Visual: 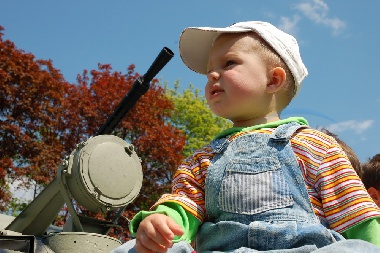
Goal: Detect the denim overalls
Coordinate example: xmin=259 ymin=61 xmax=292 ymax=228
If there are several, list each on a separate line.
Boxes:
xmin=110 ymin=122 xmax=380 ymax=253
xmin=195 ymin=122 xmax=344 ymax=252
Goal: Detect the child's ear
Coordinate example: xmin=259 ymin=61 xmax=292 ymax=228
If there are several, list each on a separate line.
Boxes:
xmin=267 ymin=67 xmax=286 ymax=94
xmin=368 ymin=187 xmax=379 ymax=200
xmin=367 ymin=187 xmax=380 ymax=207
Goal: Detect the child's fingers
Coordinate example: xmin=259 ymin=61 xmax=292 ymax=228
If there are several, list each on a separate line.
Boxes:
xmin=141 ymin=218 xmax=174 ymax=249
xmin=135 ymin=214 xmax=184 ymax=252
xmin=135 ymin=230 xmax=167 ymax=253
xmin=150 ymin=215 xmax=184 ymax=241
xmin=149 ymin=217 xmax=177 ymax=244
xmin=165 ymin=216 xmax=184 ymax=236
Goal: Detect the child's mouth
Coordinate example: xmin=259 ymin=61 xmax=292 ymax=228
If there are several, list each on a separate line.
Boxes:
xmin=211 ymin=89 xmax=224 ymax=96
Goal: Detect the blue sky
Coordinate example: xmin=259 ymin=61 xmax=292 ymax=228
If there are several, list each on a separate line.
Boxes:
xmin=2 ymin=0 xmax=380 ymax=163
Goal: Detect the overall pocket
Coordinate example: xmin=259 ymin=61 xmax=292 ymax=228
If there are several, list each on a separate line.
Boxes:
xmin=218 ymin=157 xmax=294 ymax=215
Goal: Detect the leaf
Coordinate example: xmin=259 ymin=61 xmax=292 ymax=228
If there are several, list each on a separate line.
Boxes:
xmin=165 ymin=81 xmax=232 ymax=158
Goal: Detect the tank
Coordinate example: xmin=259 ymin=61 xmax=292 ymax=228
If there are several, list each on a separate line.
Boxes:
xmin=0 ymin=47 xmax=174 ymax=253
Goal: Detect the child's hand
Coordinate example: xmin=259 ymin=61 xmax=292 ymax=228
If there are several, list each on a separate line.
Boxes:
xmin=135 ymin=213 xmax=184 ymax=253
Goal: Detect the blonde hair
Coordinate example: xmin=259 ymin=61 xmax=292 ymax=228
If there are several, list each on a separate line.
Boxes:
xmin=245 ymin=32 xmax=295 ymax=106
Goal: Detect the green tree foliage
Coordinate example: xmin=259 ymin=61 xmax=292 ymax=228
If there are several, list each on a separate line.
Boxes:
xmin=165 ymin=81 xmax=232 ymax=158
xmin=4 ymin=197 xmax=29 ymax=217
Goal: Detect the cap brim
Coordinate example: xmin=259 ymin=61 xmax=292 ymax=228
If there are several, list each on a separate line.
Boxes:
xmin=179 ymin=26 xmax=251 ymax=75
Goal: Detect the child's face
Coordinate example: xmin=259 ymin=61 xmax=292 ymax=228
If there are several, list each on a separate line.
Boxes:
xmin=205 ymin=33 xmax=275 ymax=127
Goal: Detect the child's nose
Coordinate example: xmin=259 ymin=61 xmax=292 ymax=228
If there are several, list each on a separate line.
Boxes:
xmin=207 ymin=70 xmax=220 ymax=82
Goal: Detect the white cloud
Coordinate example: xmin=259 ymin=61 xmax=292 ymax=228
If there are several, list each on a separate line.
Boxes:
xmin=278 ymin=15 xmax=301 ymax=36
xmin=326 ymin=119 xmax=374 ymax=134
xmin=296 ymin=0 xmax=346 ymax=35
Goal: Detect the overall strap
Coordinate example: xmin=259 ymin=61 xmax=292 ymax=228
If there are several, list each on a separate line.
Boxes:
xmin=270 ymin=121 xmax=308 ymax=142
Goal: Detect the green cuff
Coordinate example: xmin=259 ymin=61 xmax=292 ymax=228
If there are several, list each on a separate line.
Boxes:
xmin=129 ymin=209 xmax=167 ymax=235
xmin=129 ymin=202 xmax=201 ymax=243
xmin=342 ymin=217 xmax=380 ymax=247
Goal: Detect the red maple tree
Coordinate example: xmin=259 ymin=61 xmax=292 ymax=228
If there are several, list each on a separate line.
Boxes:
xmin=0 ymin=26 xmax=78 ymax=209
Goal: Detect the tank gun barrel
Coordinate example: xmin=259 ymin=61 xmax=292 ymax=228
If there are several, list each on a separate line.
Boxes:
xmin=95 ymin=47 xmax=174 ymax=136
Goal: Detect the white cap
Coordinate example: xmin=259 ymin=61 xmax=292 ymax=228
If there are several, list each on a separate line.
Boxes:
xmin=179 ymin=21 xmax=308 ymax=97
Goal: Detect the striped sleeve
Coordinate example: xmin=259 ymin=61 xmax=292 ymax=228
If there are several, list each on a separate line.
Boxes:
xmin=292 ymin=128 xmax=380 ymax=233
xmin=150 ymin=145 xmax=214 ymax=222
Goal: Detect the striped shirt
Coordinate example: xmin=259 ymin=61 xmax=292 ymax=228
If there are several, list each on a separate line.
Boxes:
xmin=152 ymin=127 xmax=380 ymax=233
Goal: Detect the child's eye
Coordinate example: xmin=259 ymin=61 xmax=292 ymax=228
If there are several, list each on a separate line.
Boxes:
xmin=225 ymin=60 xmax=236 ymax=68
